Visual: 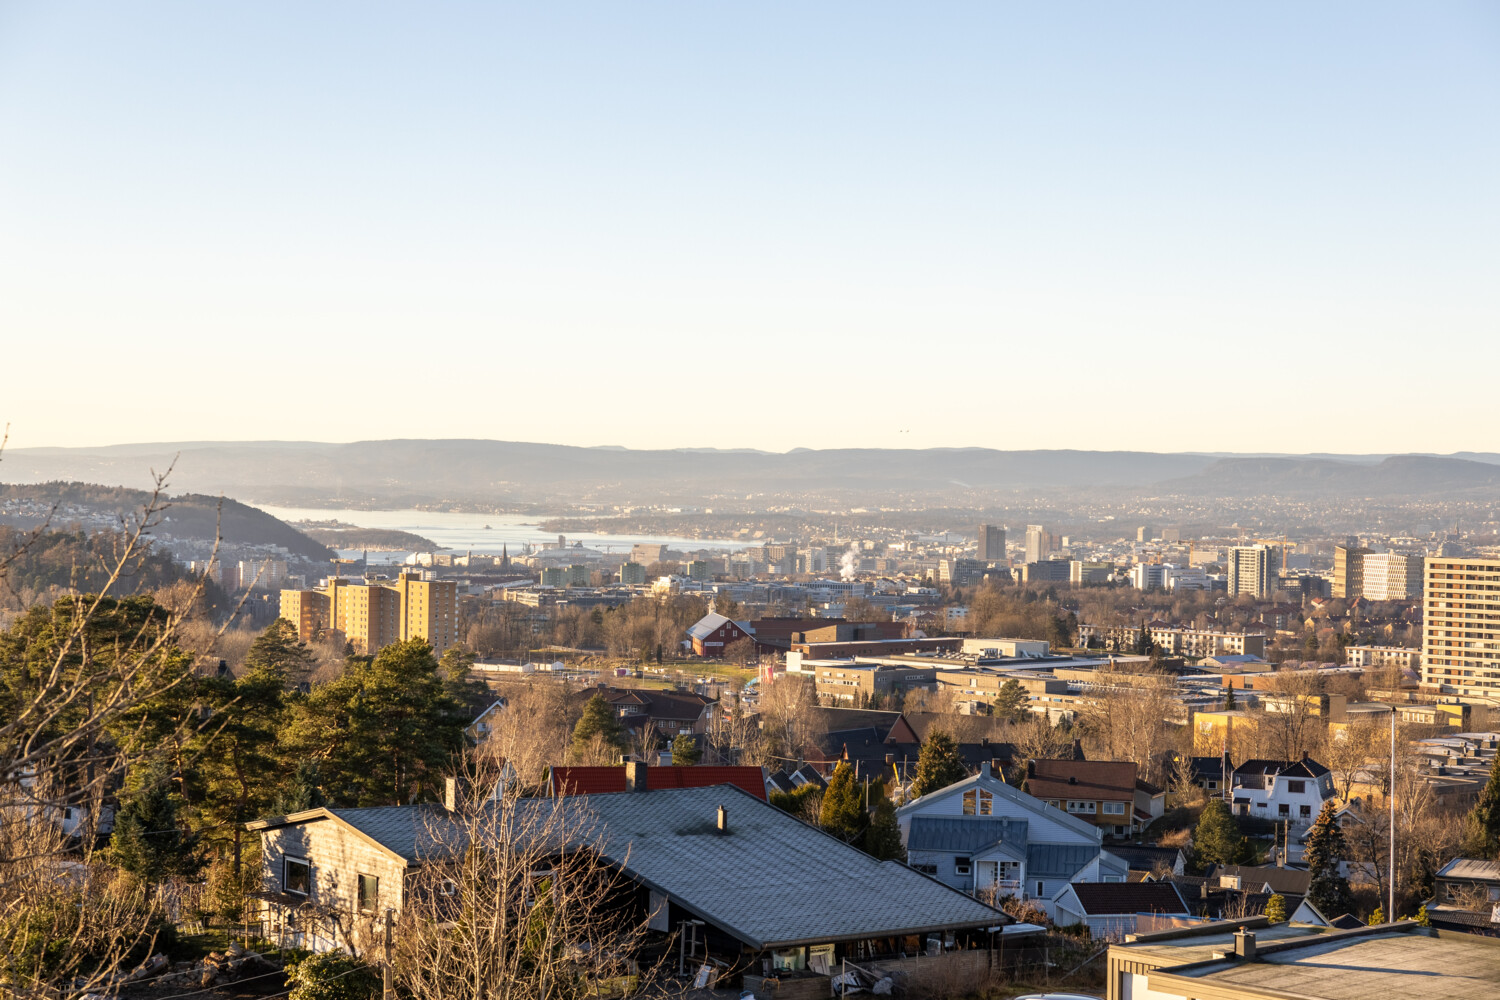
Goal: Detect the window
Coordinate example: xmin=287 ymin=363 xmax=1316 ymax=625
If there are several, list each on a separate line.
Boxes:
xmin=358 ymin=874 xmax=379 ymax=913
xmin=963 ymin=790 xmax=993 ymax=816
xmin=1300 ymin=804 xmax=1312 ymax=817
xmin=1067 ymin=800 xmax=1097 ymax=814
xmin=1278 ymin=803 xmax=1290 ymax=816
xmin=1103 ymin=875 xmax=1122 ymax=883
xmin=1103 ymin=801 xmax=1126 ymax=816
xmin=1036 ymin=881 xmax=1045 ymax=897
xmin=954 ymin=857 xmax=972 ymax=876
xmin=1287 ymin=780 xmax=1306 ymax=794
xmin=284 ymin=857 xmax=311 ymax=897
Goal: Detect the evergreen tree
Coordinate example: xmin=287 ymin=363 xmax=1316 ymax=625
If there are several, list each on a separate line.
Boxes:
xmin=911 ymin=730 xmax=969 ymax=798
xmin=1367 ymin=905 xmax=1385 ymax=925
xmin=1223 ymin=685 xmax=1237 ymax=710
xmin=283 ymin=639 xmax=467 ymax=806
xmin=570 ymin=693 xmax=626 ymax=759
xmin=1132 ymin=624 xmax=1154 ymax=656
xmin=1415 ymin=904 xmax=1431 ymax=927
xmin=864 ymin=791 xmax=905 ymax=862
xmin=1191 ymin=799 xmax=1242 ymax=870
xmin=1305 ymin=800 xmax=1356 ymax=917
xmin=1263 ymin=893 xmax=1287 ymax=923
xmin=671 ymin=732 xmax=701 ymax=765
xmin=269 ymin=759 xmax=328 ymax=815
xmin=1462 ymin=753 xmax=1500 ymax=857
xmin=110 ymin=760 xmax=203 ymax=889
xmin=245 ymin=618 xmax=312 ymax=680
xmin=993 ymin=679 xmax=1028 ymax=723
xmin=819 ymin=761 xmax=868 ymax=842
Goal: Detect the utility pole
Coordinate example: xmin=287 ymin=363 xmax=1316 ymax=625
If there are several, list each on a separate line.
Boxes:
xmin=383 ymin=908 xmax=394 ymax=1000
xmin=1390 ymin=707 xmax=1396 ymax=921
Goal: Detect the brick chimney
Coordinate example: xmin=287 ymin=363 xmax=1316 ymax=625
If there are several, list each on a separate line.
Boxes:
xmin=625 ymin=761 xmax=649 ymax=793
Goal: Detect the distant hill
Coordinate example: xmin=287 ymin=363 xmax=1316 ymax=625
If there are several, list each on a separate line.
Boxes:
xmin=3 ymin=440 xmax=1497 ymax=506
xmin=0 ymin=440 xmax=1222 ymax=503
xmin=1161 ymin=455 xmax=1500 ymax=497
xmin=0 ymin=482 xmax=334 ymax=561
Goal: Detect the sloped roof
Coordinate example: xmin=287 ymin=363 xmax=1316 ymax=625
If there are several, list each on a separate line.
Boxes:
xmin=1437 ymin=857 xmax=1500 ymax=882
xmin=549 ymin=785 xmax=1007 ymax=949
xmin=1065 ymin=881 xmax=1190 ymax=916
xmin=1025 ymin=759 xmax=1138 ymax=801
xmin=907 ymin=816 xmax=1028 ymax=858
xmin=1235 ymin=757 xmax=1330 ymax=779
xmin=1208 ymin=864 xmax=1312 ymax=896
xmin=549 ymin=765 xmax=768 ymax=800
xmin=1027 ymin=843 xmax=1101 ymax=879
xmin=1110 ymin=844 xmax=1183 ymax=873
xmin=896 ymin=766 xmax=1104 ymax=843
xmin=687 ymin=612 xmax=737 ymax=640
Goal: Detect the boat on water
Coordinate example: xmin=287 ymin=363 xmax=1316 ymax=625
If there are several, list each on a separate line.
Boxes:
xmin=483 ymin=524 xmax=492 ymax=529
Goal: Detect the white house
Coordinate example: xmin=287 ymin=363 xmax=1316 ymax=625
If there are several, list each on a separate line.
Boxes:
xmin=1230 ymin=755 xmax=1333 ymax=827
xmin=895 ymin=762 xmax=1127 ymax=919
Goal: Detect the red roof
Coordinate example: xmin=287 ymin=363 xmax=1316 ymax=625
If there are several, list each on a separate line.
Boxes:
xmin=548 ymin=765 xmax=767 ymax=800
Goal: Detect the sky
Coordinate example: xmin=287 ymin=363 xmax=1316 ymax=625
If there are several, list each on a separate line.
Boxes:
xmin=1 ymin=2 xmax=1497 ymax=455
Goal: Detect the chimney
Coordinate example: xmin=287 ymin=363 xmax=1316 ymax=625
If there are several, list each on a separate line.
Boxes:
xmin=1233 ymin=930 xmax=1257 ymax=961
xmin=981 ymin=736 xmax=990 ymax=747
xmin=885 ymin=753 xmax=895 ymax=765
xmin=717 ymin=804 xmax=728 ymax=833
xmin=625 ymin=761 xmax=649 ymax=793
xmin=992 ymin=758 xmax=1006 ymax=775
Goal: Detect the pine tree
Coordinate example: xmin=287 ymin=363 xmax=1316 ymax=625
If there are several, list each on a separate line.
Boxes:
xmin=911 ymin=730 xmax=969 ymax=798
xmin=270 ymin=759 xmax=328 ymax=815
xmin=993 ymin=679 xmax=1028 ymax=722
xmin=1462 ymin=753 xmax=1500 ymax=857
xmin=819 ymin=761 xmax=868 ymax=842
xmin=1223 ymin=685 xmax=1237 ymax=710
xmin=1192 ymin=799 xmax=1242 ymax=870
xmin=864 ymin=791 xmax=906 ymax=862
xmin=671 ymin=732 xmax=701 ymax=765
xmin=110 ymin=761 xmax=203 ymax=890
xmin=1305 ymin=800 xmax=1356 ymax=917
xmin=1264 ymin=893 xmax=1287 ymax=923
xmin=570 ymin=694 xmax=626 ymax=759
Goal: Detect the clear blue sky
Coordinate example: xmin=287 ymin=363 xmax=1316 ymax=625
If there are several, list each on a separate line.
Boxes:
xmin=1 ymin=3 xmax=1496 ymax=454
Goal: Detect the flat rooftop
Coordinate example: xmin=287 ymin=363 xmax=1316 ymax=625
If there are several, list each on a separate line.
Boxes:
xmin=1119 ymin=923 xmax=1321 ymax=966
xmin=1160 ymin=930 xmax=1500 ymax=1000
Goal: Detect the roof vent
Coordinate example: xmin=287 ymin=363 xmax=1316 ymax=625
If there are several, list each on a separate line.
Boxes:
xmin=717 ymin=804 xmax=729 ymax=834
xmin=1069 ymin=775 xmax=1078 ymax=785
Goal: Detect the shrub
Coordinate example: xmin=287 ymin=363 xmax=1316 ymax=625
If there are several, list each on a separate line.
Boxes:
xmin=287 ymin=952 xmax=380 ymax=1000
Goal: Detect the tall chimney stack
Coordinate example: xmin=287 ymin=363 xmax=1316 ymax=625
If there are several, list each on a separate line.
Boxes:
xmin=717 ymin=804 xmax=728 ymax=833
xmin=625 ymin=761 xmax=649 ymax=793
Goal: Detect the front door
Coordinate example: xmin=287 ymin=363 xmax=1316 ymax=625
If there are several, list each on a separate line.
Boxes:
xmin=978 ymin=861 xmax=998 ymax=889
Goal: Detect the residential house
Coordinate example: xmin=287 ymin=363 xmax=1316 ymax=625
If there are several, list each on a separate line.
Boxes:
xmin=1021 ymin=759 xmax=1165 ymax=836
xmin=686 ymin=613 xmax=753 ymax=657
xmin=578 ymin=686 xmax=717 ymax=738
xmin=896 ymin=763 xmax=1128 ymax=918
xmin=1173 ymin=752 xmax=1234 ymax=797
xmin=1230 ymin=755 xmax=1333 ymax=827
xmin=1053 ymin=882 xmax=1192 ymax=938
xmin=1110 ymin=845 xmax=1187 ymax=880
xmin=248 ymin=781 xmax=1009 ymax=965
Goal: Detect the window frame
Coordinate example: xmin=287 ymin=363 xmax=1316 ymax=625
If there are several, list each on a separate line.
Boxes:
xmin=954 ymin=856 xmax=972 ymax=876
xmin=284 ymin=856 xmax=311 ymax=898
xmin=358 ymin=873 xmax=379 ymax=913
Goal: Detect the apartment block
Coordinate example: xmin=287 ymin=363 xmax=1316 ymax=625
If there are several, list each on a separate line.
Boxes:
xmin=1423 ymin=558 xmax=1500 ymax=697
xmin=977 ymin=524 xmax=1005 ymax=562
xmin=1360 ymin=551 xmax=1424 ymax=601
xmin=1332 ymin=544 xmax=1369 ymax=599
xmin=1227 ymin=545 xmax=1277 ymax=599
xmin=279 ymin=572 xmax=457 ymax=656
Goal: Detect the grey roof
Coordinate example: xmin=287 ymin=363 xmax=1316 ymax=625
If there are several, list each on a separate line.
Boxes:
xmin=543 ymin=785 xmax=1006 ymax=949
xmin=688 ymin=613 xmax=750 ymax=640
xmin=262 ymin=786 xmax=1007 ymax=951
xmin=1109 ymin=844 xmax=1183 ymax=872
xmin=1436 ymin=857 xmax=1500 ymax=882
xmin=1208 ymin=863 xmax=1312 ymax=896
xmin=1027 ymin=843 xmax=1101 ymax=879
xmin=896 ymin=767 xmax=1103 ymax=843
xmin=908 ymin=816 xmax=1028 ymax=859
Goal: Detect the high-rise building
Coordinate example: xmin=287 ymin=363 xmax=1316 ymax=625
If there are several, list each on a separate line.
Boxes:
xmin=619 ymin=561 xmax=647 ymax=585
xmin=1025 ymin=525 xmax=1052 ymax=564
xmin=1227 ymin=545 xmax=1277 ymax=599
xmin=279 ymin=572 xmax=457 ymax=656
xmin=1423 ymin=558 xmax=1500 ymax=696
xmin=977 ymin=524 xmax=1006 ymax=562
xmin=630 ymin=543 xmax=668 ymax=566
xmin=1361 ymin=552 xmax=1424 ymax=601
xmin=1332 ymin=545 xmax=1370 ymax=600
xmin=1137 ymin=526 xmax=1153 ymax=543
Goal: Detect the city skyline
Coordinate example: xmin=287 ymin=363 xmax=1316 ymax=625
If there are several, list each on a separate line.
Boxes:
xmin=3 ymin=2 xmax=1497 ymax=454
